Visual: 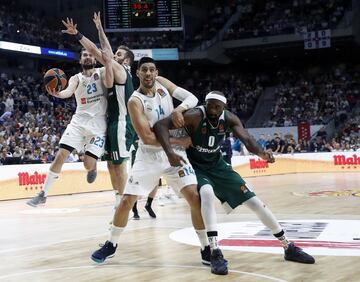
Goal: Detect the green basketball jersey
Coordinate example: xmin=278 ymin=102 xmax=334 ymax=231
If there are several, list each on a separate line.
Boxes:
xmin=186 ymin=106 xmax=231 ymax=169
xmin=107 ymin=65 xmax=134 ymax=122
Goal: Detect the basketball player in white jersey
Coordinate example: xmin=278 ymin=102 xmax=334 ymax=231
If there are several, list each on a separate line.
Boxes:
xmin=90 ymin=57 xmax=228 ymax=275
xmin=62 ymin=15 xmax=159 ymax=216
xmin=27 ymin=48 xmax=113 ymax=207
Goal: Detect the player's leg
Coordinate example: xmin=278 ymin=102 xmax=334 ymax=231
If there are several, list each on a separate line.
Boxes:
xmin=212 ymin=160 xmax=315 ymax=264
xmin=85 ymin=117 xmax=107 ymax=183
xmin=83 ymin=151 xmax=98 ymax=183
xmin=91 ymin=148 xmax=160 ymax=263
xmin=107 ymin=161 xmax=128 ymax=208
xmin=166 ymin=152 xmax=227 ymax=275
xmin=243 ymin=195 xmax=315 ymax=264
xmin=26 ymin=121 xmax=83 ymax=207
xmin=91 ymin=193 xmax=138 ymax=263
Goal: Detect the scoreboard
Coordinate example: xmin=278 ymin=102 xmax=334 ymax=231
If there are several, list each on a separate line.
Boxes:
xmin=104 ymin=0 xmax=183 ymax=32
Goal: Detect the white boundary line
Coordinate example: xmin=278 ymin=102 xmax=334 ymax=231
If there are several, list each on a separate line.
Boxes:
xmin=0 ymin=264 xmax=288 ymax=282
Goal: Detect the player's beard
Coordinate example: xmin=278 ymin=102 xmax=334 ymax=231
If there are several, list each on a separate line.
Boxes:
xmin=82 ymin=63 xmax=96 ymax=70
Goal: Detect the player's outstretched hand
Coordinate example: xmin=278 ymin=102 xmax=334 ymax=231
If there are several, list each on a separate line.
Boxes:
xmin=171 ymin=110 xmax=185 ymax=128
xmin=46 ymin=86 xmax=60 ymax=97
xmin=93 ymin=11 xmax=103 ymax=30
xmin=167 ymin=151 xmax=187 ymax=167
xmin=259 ymin=150 xmax=275 ymax=163
xmin=61 ymin=17 xmax=78 ymax=35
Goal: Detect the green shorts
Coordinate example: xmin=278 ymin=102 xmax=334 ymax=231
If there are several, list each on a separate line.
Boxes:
xmin=195 ymin=158 xmax=256 ymax=211
xmin=104 ymin=119 xmax=137 ymax=165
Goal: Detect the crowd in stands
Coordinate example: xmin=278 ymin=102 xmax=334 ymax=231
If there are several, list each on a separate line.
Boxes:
xmin=0 ymin=1 xmax=74 ymax=50
xmin=225 ymin=0 xmax=350 ymax=40
xmin=228 ymin=127 xmax=360 ymax=156
xmin=1 ymin=0 xmax=351 ymax=53
xmin=264 ymin=65 xmax=360 ymax=127
xmin=0 ymin=72 xmax=77 ymax=165
xmin=180 ymin=68 xmax=266 ymax=121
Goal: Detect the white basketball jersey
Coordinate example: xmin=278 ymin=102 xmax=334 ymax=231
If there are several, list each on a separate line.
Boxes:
xmin=131 ymin=81 xmax=174 ymax=150
xmin=74 ymin=68 xmax=107 ymax=117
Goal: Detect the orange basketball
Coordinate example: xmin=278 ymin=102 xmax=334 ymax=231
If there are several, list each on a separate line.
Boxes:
xmin=44 ymin=68 xmax=67 ymax=93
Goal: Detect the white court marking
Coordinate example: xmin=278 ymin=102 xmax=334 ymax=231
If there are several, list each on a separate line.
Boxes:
xmin=0 ymin=264 xmax=288 ymax=282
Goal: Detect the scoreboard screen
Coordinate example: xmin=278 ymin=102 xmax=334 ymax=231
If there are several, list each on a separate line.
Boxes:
xmin=104 ymin=0 xmax=183 ymax=32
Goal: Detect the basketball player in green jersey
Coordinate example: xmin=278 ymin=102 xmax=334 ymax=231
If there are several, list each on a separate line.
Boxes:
xmin=92 ymin=12 xmax=158 ymax=216
xmin=154 ymin=91 xmax=315 ymax=264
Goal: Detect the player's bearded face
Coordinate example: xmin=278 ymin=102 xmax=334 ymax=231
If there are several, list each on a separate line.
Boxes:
xmin=138 ymin=63 xmax=158 ymax=89
xmin=114 ymin=49 xmax=126 ymax=64
xmin=80 ymin=52 xmax=96 ymax=70
xmin=205 ymin=100 xmax=225 ymax=122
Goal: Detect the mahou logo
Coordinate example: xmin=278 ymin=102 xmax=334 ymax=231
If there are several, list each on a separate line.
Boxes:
xmin=18 ymin=171 xmax=47 ymax=191
xmin=249 ymin=158 xmax=269 ymax=170
xmin=333 ymin=154 xmax=360 ymax=170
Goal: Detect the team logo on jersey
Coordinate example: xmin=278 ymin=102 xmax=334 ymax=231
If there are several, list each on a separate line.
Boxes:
xmin=218 ymin=124 xmax=225 ymax=134
xmin=178 ymin=169 xmax=185 ymax=177
xmin=93 ymin=73 xmax=99 ymax=81
xmin=81 ymin=98 xmax=87 ymax=104
xmin=157 ymin=88 xmax=166 ymax=97
xmin=201 ymin=127 xmax=207 ymax=134
xmin=240 ymin=185 xmax=249 ymax=193
xmin=144 ymin=101 xmax=152 ymax=111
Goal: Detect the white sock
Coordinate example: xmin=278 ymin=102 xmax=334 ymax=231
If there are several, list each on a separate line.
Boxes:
xmin=200 ymin=185 xmax=218 ymax=232
xmin=243 ymin=196 xmax=282 ymax=234
xmin=109 ymin=225 xmax=124 ymax=247
xmin=42 ymin=170 xmax=59 ymax=197
xmin=115 ymin=191 xmax=122 ymax=209
xmin=195 ymin=229 xmax=209 ymax=250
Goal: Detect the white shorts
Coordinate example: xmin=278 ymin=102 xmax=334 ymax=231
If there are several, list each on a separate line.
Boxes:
xmin=124 ymin=147 xmax=197 ymax=196
xmin=59 ymin=114 xmax=106 ymax=158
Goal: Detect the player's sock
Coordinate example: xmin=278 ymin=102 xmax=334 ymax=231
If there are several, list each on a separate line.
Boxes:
xmin=109 ymin=225 xmax=124 ymax=247
xmin=132 ymin=201 xmax=139 ymax=218
xmin=196 ymin=229 xmax=209 ymax=250
xmin=207 ymin=231 xmax=219 ymax=250
xmin=274 ymin=230 xmax=290 ymax=249
xmin=145 ymin=197 xmax=153 ymax=208
xmin=42 ymin=170 xmax=59 ymax=197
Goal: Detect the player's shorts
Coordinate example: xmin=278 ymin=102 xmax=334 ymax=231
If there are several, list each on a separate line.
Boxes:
xmin=104 ymin=118 xmax=137 ymax=165
xmin=124 ymin=147 xmax=197 ymax=196
xmin=194 ymin=158 xmax=256 ymax=213
xmin=59 ymin=114 xmax=106 ymax=158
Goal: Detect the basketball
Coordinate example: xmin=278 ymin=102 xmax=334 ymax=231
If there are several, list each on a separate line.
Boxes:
xmin=44 ymin=68 xmax=67 ymax=93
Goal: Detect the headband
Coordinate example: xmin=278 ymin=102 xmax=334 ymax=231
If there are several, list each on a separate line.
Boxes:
xmin=205 ymin=93 xmax=227 ymax=104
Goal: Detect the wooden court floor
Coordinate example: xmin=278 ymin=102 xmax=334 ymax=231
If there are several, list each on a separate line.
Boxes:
xmin=0 ymin=172 xmax=359 ymax=282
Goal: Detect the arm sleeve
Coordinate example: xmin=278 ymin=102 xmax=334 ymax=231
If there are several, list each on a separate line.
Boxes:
xmin=172 ymin=87 xmax=198 ymax=110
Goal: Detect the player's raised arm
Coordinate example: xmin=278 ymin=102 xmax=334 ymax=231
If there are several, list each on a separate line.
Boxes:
xmin=61 ymin=17 xmax=105 ymax=66
xmin=128 ymin=97 xmax=160 ymax=147
xmin=93 ymin=11 xmax=114 ymax=56
xmin=49 ymin=75 xmax=78 ymax=99
xmin=156 ymin=76 xmax=198 ymax=128
xmin=100 ymin=48 xmax=114 ymax=88
xmin=228 ymin=111 xmax=275 ymax=163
